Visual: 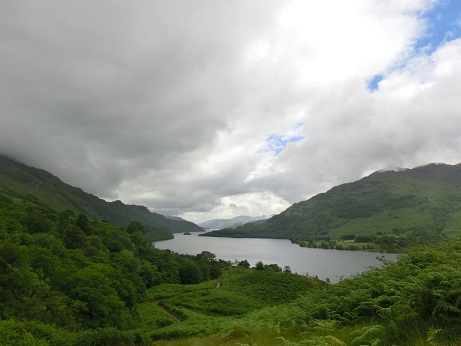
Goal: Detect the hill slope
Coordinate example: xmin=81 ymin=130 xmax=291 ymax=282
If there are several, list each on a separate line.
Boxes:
xmin=0 ymin=154 xmax=203 ymax=233
xmin=199 ymin=215 xmax=271 ymax=229
xmin=202 ymin=164 xmax=461 ymax=250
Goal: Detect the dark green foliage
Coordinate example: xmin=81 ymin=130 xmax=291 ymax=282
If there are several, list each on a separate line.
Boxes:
xmin=0 ymin=153 xmax=202 ymax=234
xmin=283 ymin=265 xmax=291 ymax=273
xmin=66 ymin=264 xmax=126 ymax=328
xmin=289 ymin=242 xmax=461 ymax=345
xmin=61 ymin=225 xmax=86 ymax=249
xmin=224 ymin=268 xmax=317 ymax=304
xmin=179 ymin=260 xmax=203 ymax=284
xmin=75 ymin=213 xmax=91 ymax=234
xmin=237 ymin=259 xmax=250 ymax=268
xmin=127 ymin=221 xmax=144 ymax=234
xmin=199 ymin=227 xmax=248 ymax=238
xmin=144 ymin=225 xmax=174 ymax=242
xmin=0 ymin=190 xmax=229 ymax=344
xmin=24 ymin=207 xmax=53 ymax=233
xmin=255 ymin=260 xmax=264 ymax=270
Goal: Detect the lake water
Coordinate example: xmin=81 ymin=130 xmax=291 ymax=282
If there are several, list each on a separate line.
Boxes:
xmin=155 ymin=233 xmax=399 ymax=283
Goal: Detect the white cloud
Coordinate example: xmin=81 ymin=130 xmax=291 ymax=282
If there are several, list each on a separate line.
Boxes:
xmin=1 ymin=0 xmax=461 ymax=223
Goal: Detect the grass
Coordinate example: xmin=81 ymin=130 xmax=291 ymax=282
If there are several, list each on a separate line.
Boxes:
xmin=441 ymin=208 xmax=461 ymax=237
xmin=144 ymin=268 xmax=322 ymax=342
xmin=148 ymin=319 xmax=453 ymax=346
xmin=330 ymin=208 xmax=433 ymax=236
xmin=146 ymin=280 xmax=220 ymax=300
xmin=137 ymin=301 xmax=175 ymax=328
xmin=139 ymin=243 xmax=461 ymax=345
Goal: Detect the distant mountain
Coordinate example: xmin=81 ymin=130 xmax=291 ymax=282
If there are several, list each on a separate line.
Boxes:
xmin=0 ymin=154 xmax=203 ymax=233
xmin=199 ymin=215 xmax=272 ymax=229
xmin=202 ymin=163 xmax=461 ymax=250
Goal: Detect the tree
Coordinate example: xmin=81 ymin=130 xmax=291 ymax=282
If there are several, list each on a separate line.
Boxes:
xmin=24 ymin=208 xmax=52 ymax=233
xmin=58 ymin=209 xmax=75 ymax=225
xmin=264 ymin=263 xmax=282 ymax=272
xmin=127 ymin=221 xmax=144 ymax=234
xmin=238 ymin=260 xmax=250 ymax=268
xmin=179 ymin=260 xmax=203 ymax=284
xmin=61 ymin=225 xmax=85 ymax=249
xmin=66 ymin=264 xmax=125 ymax=328
xmin=209 ymin=263 xmax=222 ymax=279
xmin=0 ymin=240 xmax=53 ymax=321
xmin=196 ymin=251 xmax=216 ymax=263
xmin=139 ymin=260 xmax=160 ymax=287
xmin=75 ymin=214 xmax=91 ymax=235
xmin=255 ymin=261 xmax=264 ymax=270
xmin=283 ymin=266 xmax=292 ymax=273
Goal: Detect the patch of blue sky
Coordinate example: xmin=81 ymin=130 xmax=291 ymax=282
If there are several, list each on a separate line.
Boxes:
xmin=368 ymin=74 xmax=383 ymax=91
xmin=367 ymin=0 xmax=461 ymax=92
xmin=258 ymin=122 xmax=305 ymax=156
xmin=415 ymin=0 xmax=461 ymax=54
xmin=263 ymin=133 xmax=305 ymax=156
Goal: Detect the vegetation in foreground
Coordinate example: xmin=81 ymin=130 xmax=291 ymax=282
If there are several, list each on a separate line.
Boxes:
xmin=145 ymin=242 xmax=461 ymax=345
xmin=1 ymin=188 xmax=461 ymax=345
xmin=0 ymin=192 xmax=226 ymax=344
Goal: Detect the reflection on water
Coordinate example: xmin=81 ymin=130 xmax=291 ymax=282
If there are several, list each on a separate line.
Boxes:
xmin=155 ymin=233 xmax=398 ymax=283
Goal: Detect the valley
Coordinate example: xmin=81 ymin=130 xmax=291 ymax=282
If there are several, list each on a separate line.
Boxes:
xmin=1 ymin=155 xmax=461 ymax=345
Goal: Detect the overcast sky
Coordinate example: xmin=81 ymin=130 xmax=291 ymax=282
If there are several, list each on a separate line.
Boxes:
xmin=1 ymin=0 xmax=461 ymax=223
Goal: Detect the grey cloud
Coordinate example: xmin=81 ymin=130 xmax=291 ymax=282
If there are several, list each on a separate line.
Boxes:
xmin=0 ymin=1 xmax=283 ymax=197
xmin=1 ymin=1 xmax=460 ymax=222
xmin=257 ymin=56 xmax=461 ymax=204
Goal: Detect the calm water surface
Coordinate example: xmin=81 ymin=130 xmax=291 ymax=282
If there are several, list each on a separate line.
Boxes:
xmin=155 ymin=233 xmax=398 ymax=283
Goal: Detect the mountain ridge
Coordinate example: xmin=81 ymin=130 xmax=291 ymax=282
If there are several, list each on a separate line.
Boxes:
xmin=0 ymin=154 xmax=203 ymax=233
xmin=202 ymin=162 xmax=461 ymax=251
xmin=199 ymin=215 xmax=272 ymax=229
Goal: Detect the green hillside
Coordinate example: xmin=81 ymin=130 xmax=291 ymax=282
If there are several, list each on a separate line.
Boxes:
xmin=0 ymin=154 xmax=203 ymax=233
xmin=2 ymin=155 xmax=461 ymax=345
xmin=203 ymin=164 xmax=461 ymax=251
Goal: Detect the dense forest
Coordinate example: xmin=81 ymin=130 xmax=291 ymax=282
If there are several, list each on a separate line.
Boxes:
xmin=0 ymin=192 xmax=226 ymax=344
xmin=2 ymin=188 xmax=461 ymax=344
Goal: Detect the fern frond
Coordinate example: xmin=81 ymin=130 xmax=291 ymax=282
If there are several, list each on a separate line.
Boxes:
xmin=350 ymin=325 xmax=384 ymax=346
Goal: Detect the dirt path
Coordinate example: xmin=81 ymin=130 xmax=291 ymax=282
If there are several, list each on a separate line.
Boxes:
xmin=155 ymin=301 xmax=182 ymax=323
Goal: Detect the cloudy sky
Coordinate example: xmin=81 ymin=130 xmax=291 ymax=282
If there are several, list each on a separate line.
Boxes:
xmin=1 ymin=0 xmax=461 ymax=223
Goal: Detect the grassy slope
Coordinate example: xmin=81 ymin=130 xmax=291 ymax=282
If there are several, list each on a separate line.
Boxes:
xmin=147 ymin=242 xmax=461 ymax=346
xmin=0 ymin=154 xmax=203 ymax=233
xmin=140 ymin=268 xmax=322 ymax=341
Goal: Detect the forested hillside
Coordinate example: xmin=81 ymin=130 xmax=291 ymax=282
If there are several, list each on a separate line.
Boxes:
xmin=0 ymin=154 xmax=203 ymax=233
xmin=1 ymin=160 xmax=461 ymax=344
xmin=203 ymin=163 xmax=461 ymax=251
xmin=0 ymin=190 xmax=227 ymax=344
xmin=2 ymin=190 xmax=461 ymax=345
